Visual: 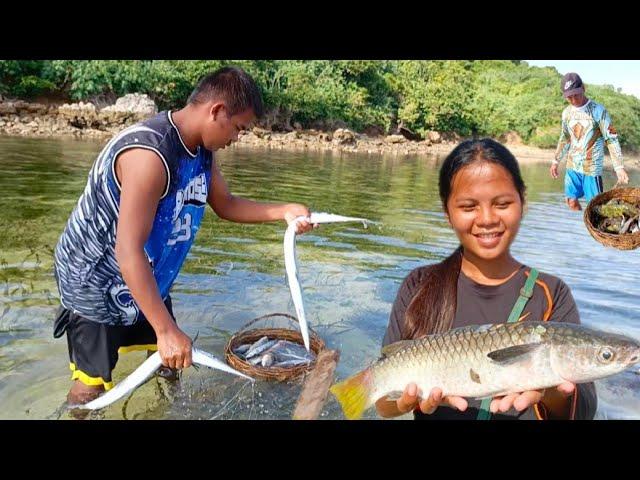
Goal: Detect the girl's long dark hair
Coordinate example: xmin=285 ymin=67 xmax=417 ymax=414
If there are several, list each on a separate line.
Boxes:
xmin=403 ymin=138 xmax=526 ymax=339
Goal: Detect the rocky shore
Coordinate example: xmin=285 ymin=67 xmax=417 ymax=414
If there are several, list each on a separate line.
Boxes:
xmin=0 ymin=93 xmax=157 ymax=139
xmin=3 ymin=93 xmax=638 ymax=169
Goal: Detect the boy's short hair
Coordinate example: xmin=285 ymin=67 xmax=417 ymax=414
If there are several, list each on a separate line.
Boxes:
xmin=188 ymin=66 xmax=264 ymax=118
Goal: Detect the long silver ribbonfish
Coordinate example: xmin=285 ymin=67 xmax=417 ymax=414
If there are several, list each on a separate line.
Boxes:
xmin=74 ymin=347 xmax=254 ymax=411
xmin=284 ymin=212 xmax=369 ymax=351
xmin=330 ymin=321 xmax=640 ymax=419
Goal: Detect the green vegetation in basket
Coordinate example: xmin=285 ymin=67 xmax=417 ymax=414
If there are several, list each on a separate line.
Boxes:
xmin=594 ymin=199 xmax=640 ymax=234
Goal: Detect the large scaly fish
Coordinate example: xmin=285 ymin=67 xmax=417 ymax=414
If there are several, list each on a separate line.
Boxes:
xmin=284 ymin=212 xmax=369 ymax=351
xmin=330 ymin=321 xmax=640 ymax=419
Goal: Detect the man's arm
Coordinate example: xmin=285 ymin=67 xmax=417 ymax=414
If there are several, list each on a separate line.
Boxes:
xmin=114 ymin=149 xmax=192 ymax=369
xmin=554 ymin=112 xmax=571 ymax=163
xmin=599 ymin=108 xmax=629 ymax=184
xmin=551 ymin=111 xmax=571 ymax=179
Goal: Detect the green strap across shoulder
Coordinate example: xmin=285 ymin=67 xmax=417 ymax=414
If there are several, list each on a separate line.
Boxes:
xmin=476 ymin=268 xmax=539 ymax=420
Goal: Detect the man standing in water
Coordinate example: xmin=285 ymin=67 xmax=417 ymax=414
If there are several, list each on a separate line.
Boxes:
xmin=53 ymin=66 xmax=314 ymax=405
xmin=550 ymin=72 xmax=629 ymax=210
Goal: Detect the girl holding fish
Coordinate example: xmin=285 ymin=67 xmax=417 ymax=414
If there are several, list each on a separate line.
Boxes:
xmin=332 ymin=138 xmax=600 ymax=420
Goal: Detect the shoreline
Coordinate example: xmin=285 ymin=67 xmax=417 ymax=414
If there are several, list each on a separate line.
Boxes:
xmin=229 ymin=131 xmax=559 ymax=167
xmin=1 ymin=97 xmax=639 ymax=170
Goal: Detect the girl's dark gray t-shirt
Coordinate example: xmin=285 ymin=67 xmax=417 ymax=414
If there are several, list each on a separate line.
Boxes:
xmin=383 ymin=264 xmax=597 ymax=420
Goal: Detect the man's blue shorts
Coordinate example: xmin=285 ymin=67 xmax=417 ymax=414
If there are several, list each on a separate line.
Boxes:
xmin=564 ymin=169 xmax=604 ymax=202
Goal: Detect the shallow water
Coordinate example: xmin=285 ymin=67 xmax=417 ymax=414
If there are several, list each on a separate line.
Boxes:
xmin=0 ymin=136 xmax=638 ymax=420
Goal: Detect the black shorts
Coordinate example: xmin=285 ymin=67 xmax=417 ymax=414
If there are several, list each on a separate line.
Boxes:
xmin=53 ymin=297 xmax=176 ymax=390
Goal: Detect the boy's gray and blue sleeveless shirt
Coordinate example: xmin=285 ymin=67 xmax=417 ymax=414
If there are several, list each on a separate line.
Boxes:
xmin=54 ymin=111 xmax=212 ymax=326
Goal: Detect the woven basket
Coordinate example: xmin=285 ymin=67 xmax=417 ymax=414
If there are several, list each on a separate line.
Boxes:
xmin=224 ymin=313 xmax=325 ymax=382
xmin=584 ymin=186 xmax=640 ymax=250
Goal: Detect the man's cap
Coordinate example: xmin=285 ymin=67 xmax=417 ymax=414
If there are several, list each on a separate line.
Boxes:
xmin=561 ymin=72 xmax=585 ymax=98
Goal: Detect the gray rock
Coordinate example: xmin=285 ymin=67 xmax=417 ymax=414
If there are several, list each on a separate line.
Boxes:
xmin=0 ymin=103 xmax=17 ymax=115
xmin=101 ymin=93 xmax=157 ymax=116
xmin=426 ymin=130 xmax=442 ymax=144
xmin=332 ymin=128 xmax=356 ymax=145
xmin=385 ymin=134 xmax=406 ymax=144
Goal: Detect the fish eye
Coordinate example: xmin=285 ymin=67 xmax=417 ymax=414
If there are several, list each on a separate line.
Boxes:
xmin=599 ymin=348 xmax=614 ymax=362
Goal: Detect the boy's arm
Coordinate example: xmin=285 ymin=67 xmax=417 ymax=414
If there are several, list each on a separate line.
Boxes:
xmin=114 ymin=149 xmax=193 ymax=369
xmin=207 ymin=159 xmax=312 ymax=231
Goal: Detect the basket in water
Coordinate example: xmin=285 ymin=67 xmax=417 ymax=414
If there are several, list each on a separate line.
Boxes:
xmin=224 ymin=313 xmax=325 ymax=382
xmin=584 ymin=186 xmax=640 ymax=250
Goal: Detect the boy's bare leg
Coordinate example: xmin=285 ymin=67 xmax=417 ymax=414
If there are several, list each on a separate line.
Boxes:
xmin=67 ymin=381 xmax=104 ymax=419
xmin=67 ymin=380 xmax=104 ymax=404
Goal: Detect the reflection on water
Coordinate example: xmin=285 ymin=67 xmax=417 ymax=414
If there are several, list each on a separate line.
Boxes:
xmin=0 ymin=136 xmax=638 ymax=419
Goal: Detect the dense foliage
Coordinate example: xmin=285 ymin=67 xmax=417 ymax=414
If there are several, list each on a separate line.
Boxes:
xmin=2 ymin=60 xmax=639 ymax=149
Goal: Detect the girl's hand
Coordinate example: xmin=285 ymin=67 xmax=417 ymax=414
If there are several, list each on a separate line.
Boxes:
xmin=396 ymin=383 xmax=468 ymax=415
xmin=489 ymin=382 xmax=575 ymax=413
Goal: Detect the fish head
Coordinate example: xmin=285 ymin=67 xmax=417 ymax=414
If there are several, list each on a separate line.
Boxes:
xmin=550 ymin=328 xmax=640 ymax=383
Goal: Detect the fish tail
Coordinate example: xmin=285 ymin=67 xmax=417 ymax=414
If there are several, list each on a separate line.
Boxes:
xmin=329 ymin=369 xmax=373 ymax=420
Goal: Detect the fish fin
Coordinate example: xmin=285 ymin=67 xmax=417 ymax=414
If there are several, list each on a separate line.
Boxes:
xmin=329 ymin=369 xmax=373 ymax=420
xmin=381 ymin=340 xmax=414 ymax=357
xmin=486 ymin=343 xmax=542 ymax=364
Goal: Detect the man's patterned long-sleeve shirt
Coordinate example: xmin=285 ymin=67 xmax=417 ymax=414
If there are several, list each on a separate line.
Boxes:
xmin=554 ymin=100 xmax=624 ymax=176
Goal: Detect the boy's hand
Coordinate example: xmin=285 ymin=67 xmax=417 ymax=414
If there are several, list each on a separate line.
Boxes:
xmin=284 ymin=203 xmax=315 ymax=234
xmin=157 ymin=326 xmax=193 ymax=370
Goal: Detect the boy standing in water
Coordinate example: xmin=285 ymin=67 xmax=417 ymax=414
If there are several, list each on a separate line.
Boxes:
xmin=550 ymin=72 xmax=629 ymax=211
xmin=53 ymin=66 xmax=313 ymax=405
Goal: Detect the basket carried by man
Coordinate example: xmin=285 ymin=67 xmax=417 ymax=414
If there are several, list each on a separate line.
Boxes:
xmin=584 ymin=186 xmax=640 ymax=250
